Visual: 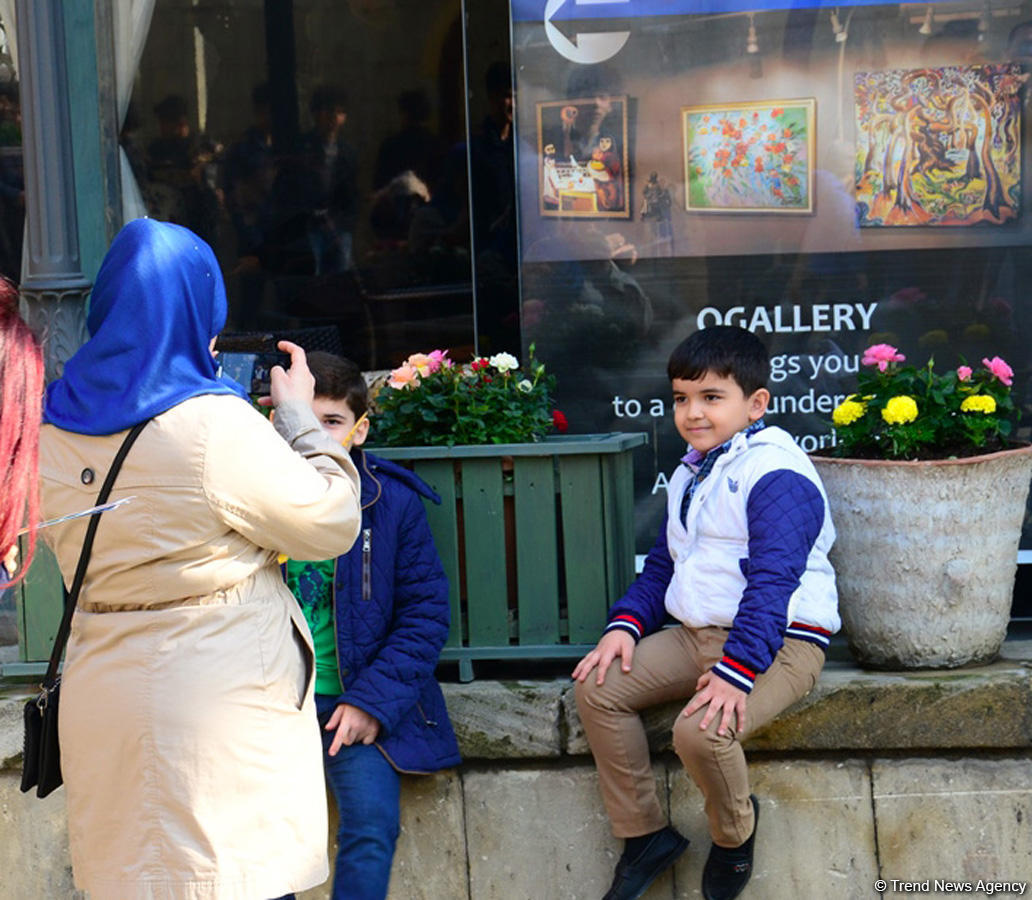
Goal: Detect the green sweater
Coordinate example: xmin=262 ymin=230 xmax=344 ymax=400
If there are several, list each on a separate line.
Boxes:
xmin=284 ymin=558 xmax=344 ymax=696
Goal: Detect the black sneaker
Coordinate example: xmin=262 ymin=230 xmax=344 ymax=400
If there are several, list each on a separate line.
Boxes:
xmin=602 ymin=826 xmax=690 ymax=900
xmin=702 ymin=794 xmax=760 ymax=900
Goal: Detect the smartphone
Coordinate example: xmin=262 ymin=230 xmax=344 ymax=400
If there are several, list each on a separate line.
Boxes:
xmin=217 ymin=349 xmax=291 ymax=395
xmin=215 ymin=333 xmax=292 ymax=396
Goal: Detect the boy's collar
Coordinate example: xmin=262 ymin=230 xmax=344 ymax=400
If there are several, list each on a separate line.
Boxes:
xmin=681 ymin=418 xmax=767 ymax=471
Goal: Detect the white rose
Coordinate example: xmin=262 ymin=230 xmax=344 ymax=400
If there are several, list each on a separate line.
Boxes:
xmin=489 ymin=352 xmax=519 ymax=373
xmin=517 ymin=379 xmax=533 ymax=393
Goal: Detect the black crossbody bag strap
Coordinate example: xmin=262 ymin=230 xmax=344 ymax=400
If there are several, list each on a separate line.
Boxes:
xmin=40 ymin=419 xmax=150 ymax=689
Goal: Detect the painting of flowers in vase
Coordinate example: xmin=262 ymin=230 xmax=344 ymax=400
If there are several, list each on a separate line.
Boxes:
xmin=681 ymin=98 xmax=815 ymax=213
xmin=854 ymin=64 xmax=1025 ymax=227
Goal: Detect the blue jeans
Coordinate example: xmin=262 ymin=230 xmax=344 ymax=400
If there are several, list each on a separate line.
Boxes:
xmin=316 ymin=692 xmax=401 ymax=900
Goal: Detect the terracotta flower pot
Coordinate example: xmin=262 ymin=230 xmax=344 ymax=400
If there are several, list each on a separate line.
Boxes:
xmin=811 ymin=443 xmax=1032 ymax=669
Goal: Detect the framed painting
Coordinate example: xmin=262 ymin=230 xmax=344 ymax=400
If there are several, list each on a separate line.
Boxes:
xmin=854 ymin=64 xmax=1024 ymax=227
xmin=537 ymin=96 xmax=630 ymax=219
xmin=681 ymin=98 xmax=815 ymax=213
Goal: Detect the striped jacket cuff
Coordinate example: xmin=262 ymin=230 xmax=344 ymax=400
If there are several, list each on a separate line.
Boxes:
xmin=785 ymin=621 xmax=832 ymax=650
xmin=604 ymin=614 xmax=643 ymax=642
xmin=712 ymin=655 xmax=756 ymax=693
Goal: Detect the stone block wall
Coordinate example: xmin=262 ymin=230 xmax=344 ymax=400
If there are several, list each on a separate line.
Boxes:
xmin=3 ymin=649 xmax=1032 ymax=899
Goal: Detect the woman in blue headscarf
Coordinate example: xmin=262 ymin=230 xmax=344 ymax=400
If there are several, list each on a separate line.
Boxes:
xmin=38 ymin=219 xmax=361 ymax=900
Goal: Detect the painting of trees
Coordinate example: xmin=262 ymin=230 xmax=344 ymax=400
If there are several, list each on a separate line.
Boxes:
xmin=854 ymin=64 xmax=1025 ymax=227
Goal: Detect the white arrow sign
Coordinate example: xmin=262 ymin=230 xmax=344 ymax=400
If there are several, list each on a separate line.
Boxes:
xmin=544 ymin=0 xmax=630 ymax=65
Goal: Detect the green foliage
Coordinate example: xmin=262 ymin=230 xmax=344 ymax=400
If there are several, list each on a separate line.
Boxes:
xmin=372 ymin=347 xmax=559 ymax=447
xmin=830 ymin=346 xmax=1015 ymax=460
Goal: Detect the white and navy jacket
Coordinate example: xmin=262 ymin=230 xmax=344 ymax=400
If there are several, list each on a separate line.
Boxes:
xmin=605 ymin=425 xmax=839 ymax=693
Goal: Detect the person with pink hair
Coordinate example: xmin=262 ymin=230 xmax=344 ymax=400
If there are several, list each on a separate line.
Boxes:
xmin=0 ymin=277 xmax=43 ymax=586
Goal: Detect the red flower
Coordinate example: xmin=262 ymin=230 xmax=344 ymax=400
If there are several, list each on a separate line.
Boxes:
xmin=471 ymin=358 xmax=489 ymax=371
xmin=552 ymin=410 xmax=568 ymax=433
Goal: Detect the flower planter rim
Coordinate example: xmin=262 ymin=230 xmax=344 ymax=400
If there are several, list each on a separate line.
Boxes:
xmin=809 ymin=440 xmax=1032 ymax=469
xmin=369 ymin=431 xmax=649 ymax=459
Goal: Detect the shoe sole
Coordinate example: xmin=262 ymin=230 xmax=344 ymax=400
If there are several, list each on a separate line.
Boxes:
xmin=624 ymin=835 xmax=690 ymax=900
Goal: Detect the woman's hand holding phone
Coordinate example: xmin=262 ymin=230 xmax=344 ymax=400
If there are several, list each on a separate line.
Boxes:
xmin=257 ymin=341 xmax=315 ymax=409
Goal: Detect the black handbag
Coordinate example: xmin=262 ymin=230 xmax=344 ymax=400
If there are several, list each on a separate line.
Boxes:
xmin=21 ymin=419 xmax=149 ymax=798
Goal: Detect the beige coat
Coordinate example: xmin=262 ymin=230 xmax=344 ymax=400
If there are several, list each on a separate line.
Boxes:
xmin=39 ymin=394 xmax=362 ymax=900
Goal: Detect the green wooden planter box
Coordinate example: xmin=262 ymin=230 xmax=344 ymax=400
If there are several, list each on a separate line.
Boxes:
xmin=372 ymin=432 xmax=648 ymax=680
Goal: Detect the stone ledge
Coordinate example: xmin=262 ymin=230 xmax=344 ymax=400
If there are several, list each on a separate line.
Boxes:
xmin=440 ymin=647 xmax=1032 ymax=760
xmin=3 ymin=642 xmax=1031 ymax=769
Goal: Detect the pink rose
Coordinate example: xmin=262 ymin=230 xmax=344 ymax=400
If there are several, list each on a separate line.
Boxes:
xmin=862 ymin=343 xmax=906 ymax=372
xmin=982 ymin=356 xmax=1014 ymax=387
xmin=956 ymin=366 xmax=972 ymax=382
xmin=407 ymin=353 xmax=432 ymax=377
xmin=388 ymin=363 xmax=420 ymax=390
xmin=427 ymin=349 xmax=451 ymax=373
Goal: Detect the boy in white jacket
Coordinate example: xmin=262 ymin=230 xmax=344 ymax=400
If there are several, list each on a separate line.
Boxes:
xmin=573 ymin=326 xmax=839 ymax=900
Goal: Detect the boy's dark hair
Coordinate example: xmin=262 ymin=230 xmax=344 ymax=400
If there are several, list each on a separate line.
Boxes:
xmin=307 ymin=351 xmax=368 ymax=417
xmin=251 ymin=82 xmax=271 ymax=108
xmin=309 ymin=84 xmax=348 ymax=115
xmin=153 ymin=94 xmax=188 ymax=124
xmin=667 ymin=326 xmax=769 ymax=395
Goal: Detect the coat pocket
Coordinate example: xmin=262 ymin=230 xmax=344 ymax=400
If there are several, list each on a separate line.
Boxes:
xmin=290 ymin=618 xmax=315 ymax=710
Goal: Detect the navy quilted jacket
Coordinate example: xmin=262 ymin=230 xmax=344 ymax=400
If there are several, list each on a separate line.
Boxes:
xmin=329 ymin=448 xmax=460 ymax=773
xmin=604 ymin=426 xmax=838 ymax=693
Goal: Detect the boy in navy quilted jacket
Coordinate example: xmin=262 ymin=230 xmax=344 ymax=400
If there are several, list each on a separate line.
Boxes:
xmin=573 ymin=326 xmax=838 ymax=900
xmin=282 ymin=351 xmax=460 ymax=900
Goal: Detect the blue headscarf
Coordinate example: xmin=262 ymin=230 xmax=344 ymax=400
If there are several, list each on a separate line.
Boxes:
xmin=44 ymin=219 xmax=250 ymax=434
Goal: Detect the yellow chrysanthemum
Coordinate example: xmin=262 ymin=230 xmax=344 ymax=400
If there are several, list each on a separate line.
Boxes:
xmin=832 ymin=399 xmax=866 ymax=427
xmin=882 ymin=395 xmax=918 ymax=425
xmin=960 ymin=394 xmax=997 ymax=415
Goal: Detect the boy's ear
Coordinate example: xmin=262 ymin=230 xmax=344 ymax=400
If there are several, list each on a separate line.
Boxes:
xmin=351 ymin=414 xmax=371 ymax=447
xmin=748 ymin=387 xmax=770 ymax=421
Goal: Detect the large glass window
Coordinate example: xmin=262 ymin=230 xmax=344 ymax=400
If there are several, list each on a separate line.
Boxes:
xmin=511 ymin=1 xmax=1032 ymax=617
xmin=0 ymin=12 xmax=21 ymax=284
xmin=129 ymin=0 xmax=519 ymax=369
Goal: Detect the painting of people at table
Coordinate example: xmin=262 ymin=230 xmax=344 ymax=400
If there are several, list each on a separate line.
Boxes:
xmin=537 ymin=96 xmax=629 ymax=218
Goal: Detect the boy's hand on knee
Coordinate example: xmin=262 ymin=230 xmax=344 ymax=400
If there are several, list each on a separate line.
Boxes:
xmin=572 ymin=630 xmax=635 ymax=685
xmin=325 ymin=703 xmax=381 ymax=756
xmin=681 ymin=671 xmax=747 ymax=737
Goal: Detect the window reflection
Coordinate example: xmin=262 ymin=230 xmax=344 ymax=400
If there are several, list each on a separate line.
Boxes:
xmin=131 ymin=0 xmax=491 ymax=370
xmin=0 ymin=17 xmax=21 ymax=284
xmin=511 ymin=2 xmax=1032 ymax=597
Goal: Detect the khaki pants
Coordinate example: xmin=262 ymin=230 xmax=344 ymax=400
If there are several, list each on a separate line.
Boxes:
xmin=574 ymin=625 xmax=824 ymax=847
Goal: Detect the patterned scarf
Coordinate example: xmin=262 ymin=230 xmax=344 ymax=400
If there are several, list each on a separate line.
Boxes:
xmin=679 ymin=419 xmax=767 ymax=526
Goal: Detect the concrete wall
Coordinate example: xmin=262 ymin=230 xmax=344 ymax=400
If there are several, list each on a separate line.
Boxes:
xmin=3 ymin=755 xmax=1030 ymax=900
xmin=3 ymin=649 xmax=1032 ymax=899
